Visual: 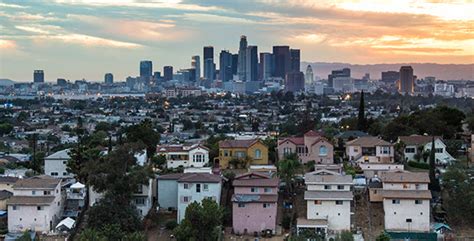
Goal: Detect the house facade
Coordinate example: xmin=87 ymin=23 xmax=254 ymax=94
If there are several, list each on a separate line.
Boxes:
xmin=216 ymin=139 xmax=268 ymax=169
xmin=277 ymin=130 xmax=334 ymax=164
xmin=133 ymin=179 xmax=154 ymax=217
xmin=7 ymin=176 xmax=63 ymax=232
xmin=381 ymin=171 xmax=431 ymax=232
xmin=231 ymin=172 xmax=279 ymax=235
xmin=297 ymin=170 xmax=353 ymax=235
xmin=156 ymin=144 xmax=210 ymax=169
xmin=44 ymin=149 xmax=73 ymax=179
xmin=398 ymin=135 xmax=455 ymax=165
xmin=346 ymin=136 xmax=394 ymax=163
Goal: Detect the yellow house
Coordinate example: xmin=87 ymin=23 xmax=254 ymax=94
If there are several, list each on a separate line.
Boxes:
xmin=216 ymin=139 xmax=269 ymax=169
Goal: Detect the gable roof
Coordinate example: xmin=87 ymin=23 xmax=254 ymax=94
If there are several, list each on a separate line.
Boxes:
xmin=13 ymin=175 xmax=61 ymax=189
xmin=156 ymin=144 xmax=209 ymax=153
xmin=305 ymin=170 xmax=353 ymax=184
xmin=7 ymin=196 xmax=55 ymax=206
xmin=45 ymin=149 xmax=70 ymax=160
xmin=346 ymin=136 xmax=392 ymax=147
xmin=177 ymin=173 xmax=222 ymax=183
xmin=398 ymin=135 xmax=442 ymax=146
xmin=233 ymin=172 xmax=279 ymax=187
xmin=381 ymin=171 xmax=430 ymax=183
xmin=381 ymin=190 xmax=432 ymax=199
xmin=278 ymin=137 xmax=304 ymax=145
xmin=0 ymin=176 xmax=19 ymax=184
xmin=304 ymin=130 xmax=322 ymax=137
xmin=219 ymin=139 xmax=262 ymax=149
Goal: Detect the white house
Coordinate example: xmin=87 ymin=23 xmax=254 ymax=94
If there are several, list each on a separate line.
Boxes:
xmin=346 ymin=136 xmax=394 ymax=163
xmin=398 ymin=135 xmax=455 ymax=165
xmin=7 ymin=175 xmax=63 ymax=232
xmin=177 ymin=173 xmax=223 ymax=223
xmin=358 ymin=163 xmax=404 ymax=179
xmin=44 ymin=149 xmax=73 ymax=179
xmin=156 ymin=144 xmax=210 ymax=168
xmin=297 ymin=170 xmax=353 ymax=236
xmin=133 ymin=179 xmax=154 ymax=217
xmin=380 ymin=171 xmax=431 ymax=232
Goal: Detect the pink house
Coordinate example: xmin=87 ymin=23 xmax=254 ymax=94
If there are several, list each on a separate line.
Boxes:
xmin=277 ymin=130 xmax=334 ymax=164
xmin=232 ymin=172 xmax=279 ymax=235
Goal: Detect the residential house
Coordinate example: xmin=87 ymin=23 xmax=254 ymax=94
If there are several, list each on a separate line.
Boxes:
xmin=133 ymin=179 xmax=154 ymax=217
xmin=297 ymin=170 xmax=353 ymax=236
xmin=398 ymin=135 xmax=455 ymax=165
xmin=63 ymin=182 xmax=86 ymax=219
xmin=358 ymin=163 xmax=404 ymax=179
xmin=232 ymin=172 xmax=279 ymax=235
xmin=7 ymin=176 xmax=63 ymax=232
xmin=0 ymin=176 xmax=19 ymax=193
xmin=346 ymin=136 xmax=394 ymax=163
xmin=216 ymin=139 xmax=268 ymax=169
xmin=156 ymin=144 xmax=210 ymax=168
xmin=0 ymin=190 xmax=13 ymax=210
xmin=277 ymin=130 xmax=334 ymax=164
xmin=44 ymin=149 xmax=73 ymax=179
xmin=380 ymin=171 xmax=431 ymax=232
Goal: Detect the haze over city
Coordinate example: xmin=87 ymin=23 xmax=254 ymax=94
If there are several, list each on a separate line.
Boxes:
xmin=1 ymin=0 xmax=473 ymax=81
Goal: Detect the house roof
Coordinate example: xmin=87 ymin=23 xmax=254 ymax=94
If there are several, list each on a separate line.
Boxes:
xmin=231 ymin=194 xmax=278 ymax=203
xmin=218 ymin=139 xmax=261 ymax=148
xmin=0 ymin=190 xmax=12 ymax=200
xmin=233 ymin=172 xmax=279 ymax=187
xmin=157 ymin=173 xmax=187 ymax=180
xmin=12 ymin=175 xmax=61 ymax=189
xmin=0 ymin=176 xmax=19 ymax=184
xmin=304 ymin=170 xmax=353 ymax=184
xmin=278 ymin=137 xmax=305 ymax=145
xmin=381 ymin=190 xmax=432 ymax=199
xmin=304 ymin=191 xmax=353 ymax=200
xmin=7 ymin=196 xmax=55 ymax=205
xmin=304 ymin=130 xmax=323 ymax=137
xmin=398 ymin=135 xmax=441 ymax=146
xmin=296 ymin=217 xmax=328 ymax=227
xmin=381 ymin=171 xmax=430 ymax=183
xmin=346 ymin=136 xmax=392 ymax=147
xmin=45 ymin=149 xmax=70 ymax=160
xmin=176 ymin=173 xmax=222 ymax=183
xmin=156 ymin=144 xmax=209 ymax=153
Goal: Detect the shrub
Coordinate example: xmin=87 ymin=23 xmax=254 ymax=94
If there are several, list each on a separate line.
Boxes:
xmin=407 ymin=161 xmax=430 ymax=169
xmin=165 ymin=220 xmax=178 ymax=230
xmin=282 ymin=215 xmax=292 ymax=230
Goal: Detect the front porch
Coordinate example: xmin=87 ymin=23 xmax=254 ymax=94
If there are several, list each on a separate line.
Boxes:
xmin=296 ymin=217 xmax=328 ymax=236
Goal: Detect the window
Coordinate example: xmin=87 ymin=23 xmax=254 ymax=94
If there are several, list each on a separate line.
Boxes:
xmin=236 ymin=151 xmax=245 ymax=158
xmin=224 ymin=150 xmax=229 ymax=157
xmin=392 ymin=199 xmax=400 ymax=204
xmin=183 ymin=196 xmax=190 ymax=203
xmin=193 ymin=154 xmax=203 ymax=163
xmin=264 ymin=188 xmax=272 ymax=193
xmin=405 ymin=147 xmax=416 ymax=153
xmin=51 ymin=172 xmax=58 ymax=176
xmin=184 ymin=183 xmax=189 ymax=189
xmin=238 ymin=203 xmax=245 ymax=208
xmin=283 ymin=147 xmax=292 ymax=155
xmin=255 ymin=149 xmax=262 ymax=159
xmin=324 ymin=185 xmax=332 ymax=190
xmin=37 ymin=206 xmax=43 ymax=211
xmin=415 ymin=200 xmax=423 ymax=204
xmin=135 ymin=198 xmax=145 ymax=205
xmin=336 ymin=200 xmax=343 ymax=205
xmin=403 ymin=183 xmax=409 ymax=189
xmin=203 ymin=184 xmax=209 ymax=191
xmin=337 ymin=185 xmax=344 ymax=190
xmin=196 ymin=184 xmax=201 ymax=193
xmin=63 ymin=161 xmax=67 ymax=164
xmin=135 ymin=185 xmax=143 ymax=193
xmin=251 ymin=187 xmax=259 ymax=193
xmin=319 ymin=146 xmax=328 ymax=156
xmin=380 ymin=146 xmax=391 ymax=154
xmin=32 ymin=191 xmax=36 ymax=195
xmin=406 ymin=218 xmax=412 ymax=223
xmin=415 ymin=184 xmax=421 ymax=190
xmin=263 ymin=203 xmax=271 ymax=208
xmin=435 ymin=148 xmax=443 ymax=153
xmin=314 ymin=200 xmax=322 ymax=205
xmin=44 ymin=191 xmax=51 ymax=195
xmin=12 ymin=205 xmax=17 ymax=210
xmin=63 ymin=172 xmax=68 ymax=176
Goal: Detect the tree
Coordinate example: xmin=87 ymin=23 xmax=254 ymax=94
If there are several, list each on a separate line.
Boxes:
xmin=429 ymin=137 xmax=440 ymax=192
xmin=278 ymin=153 xmax=301 ymax=194
xmin=357 ymin=91 xmax=366 ymax=131
xmin=263 ymin=137 xmax=277 ymax=163
xmin=0 ymin=122 xmax=13 ymax=136
xmin=77 ymin=228 xmax=107 ymax=241
xmin=125 ymin=119 xmax=160 ymax=158
xmin=95 ymin=121 xmax=113 ymax=132
xmin=174 ymin=198 xmax=224 ymax=241
xmin=442 ymin=165 xmax=474 ymax=226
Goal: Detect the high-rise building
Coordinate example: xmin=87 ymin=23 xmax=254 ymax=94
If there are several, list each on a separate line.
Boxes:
xmin=163 ymin=66 xmax=173 ymax=81
xmin=290 ymin=49 xmax=300 ymax=72
xmin=219 ymin=50 xmax=233 ymax=82
xmin=399 ymin=66 xmax=414 ymax=94
xmin=273 ymin=46 xmax=290 ymax=79
xmin=231 ymin=54 xmax=239 ymax=76
xmin=246 ymin=46 xmax=258 ymax=82
xmin=191 ymin=55 xmax=200 ymax=81
xmin=260 ymin=53 xmax=273 ymax=81
xmin=140 ymin=60 xmax=153 ymax=78
xmin=285 ymin=71 xmax=305 ymax=93
xmin=381 ymin=71 xmax=399 ymax=83
xmin=237 ymin=35 xmax=248 ymax=81
xmin=57 ymin=78 xmax=67 ymax=86
xmin=305 ymin=65 xmax=314 ymax=86
xmin=203 ymin=46 xmax=215 ymax=80
xmin=328 ymin=68 xmax=351 ymax=88
xmin=33 ymin=70 xmax=44 ymax=83
xmin=104 ymin=73 xmax=113 ymax=84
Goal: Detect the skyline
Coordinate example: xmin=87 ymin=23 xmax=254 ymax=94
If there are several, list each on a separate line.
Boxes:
xmin=1 ymin=0 xmax=473 ymax=81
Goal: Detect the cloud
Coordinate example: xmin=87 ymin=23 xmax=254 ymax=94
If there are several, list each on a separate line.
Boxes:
xmin=37 ymin=34 xmax=142 ymax=48
xmin=0 ymin=3 xmax=28 ymax=9
xmin=52 ymin=0 xmax=220 ymax=11
xmin=178 ymin=13 xmax=255 ymax=24
xmin=0 ymin=39 xmax=17 ymax=49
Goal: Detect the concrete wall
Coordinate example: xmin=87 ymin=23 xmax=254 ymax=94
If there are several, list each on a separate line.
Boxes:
xmin=157 ymin=179 xmax=178 ymax=210
xmin=307 ymin=200 xmax=351 ymax=231
xmin=383 ymin=198 xmax=430 ymax=232
xmin=44 ymin=158 xmax=72 ymax=178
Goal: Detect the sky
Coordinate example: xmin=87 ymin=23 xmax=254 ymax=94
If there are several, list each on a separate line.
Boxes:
xmin=0 ymin=0 xmax=473 ymax=82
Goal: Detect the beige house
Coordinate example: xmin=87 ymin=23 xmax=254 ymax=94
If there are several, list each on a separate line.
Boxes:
xmin=0 ymin=176 xmax=19 ymax=193
xmin=346 ymin=136 xmax=394 ymax=163
xmin=0 ymin=190 xmax=13 ymax=210
xmin=278 ymin=130 xmax=334 ymax=164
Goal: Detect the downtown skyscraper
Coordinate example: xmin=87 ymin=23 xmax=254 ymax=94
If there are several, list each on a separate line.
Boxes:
xmin=237 ymin=35 xmax=248 ymax=81
xmin=203 ymin=46 xmax=215 ymax=81
xmin=245 ymin=46 xmax=258 ymax=82
xmin=273 ymin=46 xmax=290 ymax=79
xmin=191 ymin=55 xmax=200 ymax=82
xmin=399 ymin=66 xmax=414 ymax=95
xmin=33 ymin=70 xmax=44 ymax=83
xmin=139 ymin=60 xmax=153 ymax=78
xmin=219 ymin=50 xmax=233 ymax=82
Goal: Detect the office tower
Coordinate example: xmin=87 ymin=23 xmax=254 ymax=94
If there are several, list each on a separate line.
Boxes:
xmin=140 ymin=60 xmax=153 ymax=78
xmin=163 ymin=66 xmax=173 ymax=81
xmin=33 ymin=70 xmax=44 ymax=83
xmin=381 ymin=71 xmax=399 ymax=83
xmin=154 ymin=71 xmax=161 ymax=79
xmin=328 ymin=68 xmax=351 ymax=88
xmin=273 ymin=46 xmax=290 ymax=79
xmin=259 ymin=53 xmax=273 ymax=81
xmin=191 ymin=55 xmax=200 ymax=81
xmin=188 ymin=68 xmax=196 ymax=82
xmin=246 ymin=46 xmax=258 ymax=82
xmin=305 ymin=65 xmax=314 ymax=86
xmin=399 ymin=66 xmax=414 ymax=94
xmin=203 ymin=46 xmax=215 ymax=80
xmin=231 ymin=54 xmax=238 ymax=76
xmin=285 ymin=71 xmax=304 ymax=92
xmin=237 ymin=35 xmax=248 ymax=81
xmin=57 ymin=78 xmax=67 ymax=86
xmin=219 ymin=50 xmax=233 ymax=82
xmin=290 ymin=49 xmax=300 ymax=72
xmin=104 ymin=73 xmax=113 ymax=84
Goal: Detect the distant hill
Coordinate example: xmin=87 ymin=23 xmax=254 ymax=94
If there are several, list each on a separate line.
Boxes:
xmin=0 ymin=79 xmax=15 ymax=86
xmin=302 ymin=62 xmax=474 ymax=80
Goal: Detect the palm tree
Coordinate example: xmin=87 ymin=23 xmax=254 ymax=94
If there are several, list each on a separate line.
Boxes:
xmin=278 ymin=153 xmax=301 ymax=194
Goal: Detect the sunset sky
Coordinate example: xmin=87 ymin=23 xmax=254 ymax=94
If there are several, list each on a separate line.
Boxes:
xmin=0 ymin=0 xmax=473 ymax=81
